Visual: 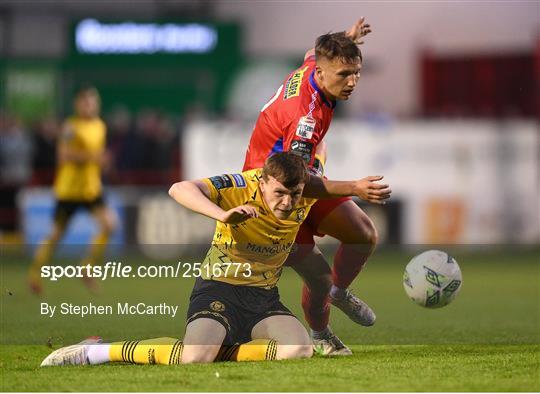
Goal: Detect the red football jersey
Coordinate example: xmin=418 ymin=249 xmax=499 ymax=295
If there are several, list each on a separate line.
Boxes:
xmin=242 ymin=56 xmax=336 ymax=172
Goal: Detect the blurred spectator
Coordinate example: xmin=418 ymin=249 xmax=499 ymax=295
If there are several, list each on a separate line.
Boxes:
xmin=106 ymin=106 xmax=136 ymax=172
xmin=151 ymin=115 xmax=177 ymax=170
xmin=31 ymin=117 xmax=59 ymax=185
xmin=101 ymin=107 xmax=181 ymax=184
xmin=0 ymin=112 xmax=33 ymax=232
xmin=136 ymin=109 xmax=162 ymax=171
xmin=16 ymin=106 xmax=182 ymax=188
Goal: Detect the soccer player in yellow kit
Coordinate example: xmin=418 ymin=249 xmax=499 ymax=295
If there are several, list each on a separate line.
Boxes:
xmin=28 ymin=86 xmax=117 ymax=294
xmin=40 ymin=153 xmax=390 ymax=366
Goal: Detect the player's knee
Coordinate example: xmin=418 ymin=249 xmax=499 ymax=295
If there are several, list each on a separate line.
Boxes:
xmin=48 ymin=228 xmax=64 ymax=244
xmin=181 ymin=347 xmax=217 ymax=364
xmin=345 ymin=219 xmax=378 ymax=246
xmin=286 ymin=330 xmax=313 ymax=359
xmin=297 ymin=344 xmax=313 ymax=359
xmin=290 ymin=344 xmax=313 ymax=359
xmin=364 ymin=224 xmax=378 ymax=246
xmin=48 ymin=233 xmax=61 ymax=244
xmin=102 ymin=220 xmax=115 ymax=235
xmin=278 ymin=344 xmax=313 ymax=360
xmin=101 ymin=213 xmax=118 ymax=234
xmin=181 ymin=354 xmax=214 ymax=364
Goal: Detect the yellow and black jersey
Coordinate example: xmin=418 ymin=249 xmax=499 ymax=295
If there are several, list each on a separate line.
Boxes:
xmin=53 ymin=116 xmax=106 ymax=201
xmin=200 ymin=169 xmax=316 ymax=289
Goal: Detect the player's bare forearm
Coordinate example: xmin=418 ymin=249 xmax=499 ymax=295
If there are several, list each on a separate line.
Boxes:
xmin=303 ymin=176 xmax=355 ymax=199
xmin=169 ymin=181 xmax=259 ymax=224
xmin=168 ymin=180 xmax=226 ymax=221
xmin=303 ymin=175 xmax=391 ymax=205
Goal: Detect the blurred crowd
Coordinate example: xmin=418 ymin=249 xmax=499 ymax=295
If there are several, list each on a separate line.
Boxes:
xmin=104 ymin=107 xmax=182 ymax=184
xmin=0 ymin=108 xmax=182 ymax=232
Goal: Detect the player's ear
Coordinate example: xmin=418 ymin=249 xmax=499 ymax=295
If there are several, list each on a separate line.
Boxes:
xmin=315 ymin=65 xmax=324 ymax=81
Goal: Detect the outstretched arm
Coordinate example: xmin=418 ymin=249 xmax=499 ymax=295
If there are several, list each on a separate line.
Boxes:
xmin=303 ymin=17 xmax=372 ymax=60
xmin=303 ymin=175 xmax=391 ymax=205
xmin=168 ymin=181 xmax=258 ymax=224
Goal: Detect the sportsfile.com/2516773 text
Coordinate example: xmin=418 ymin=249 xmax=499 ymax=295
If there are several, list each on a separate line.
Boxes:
xmin=39 ymin=261 xmax=252 ymax=281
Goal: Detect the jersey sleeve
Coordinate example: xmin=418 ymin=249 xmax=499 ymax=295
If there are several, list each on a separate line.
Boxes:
xmin=200 ymin=172 xmax=250 ymax=210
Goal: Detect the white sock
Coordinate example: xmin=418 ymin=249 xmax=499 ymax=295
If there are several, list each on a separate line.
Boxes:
xmin=312 ymin=326 xmax=333 ymax=340
xmin=87 ymin=344 xmax=111 ymax=365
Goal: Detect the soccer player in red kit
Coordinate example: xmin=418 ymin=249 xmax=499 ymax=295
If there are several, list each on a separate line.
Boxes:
xmin=243 ymin=19 xmax=385 ymax=355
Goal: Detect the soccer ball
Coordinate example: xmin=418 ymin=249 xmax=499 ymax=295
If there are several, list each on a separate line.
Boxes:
xmin=403 ymin=250 xmax=462 ymax=308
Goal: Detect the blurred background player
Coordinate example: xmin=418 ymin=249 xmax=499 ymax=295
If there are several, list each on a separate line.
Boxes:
xmin=243 ymin=18 xmax=380 ymax=355
xmin=28 ymin=86 xmax=117 ymax=295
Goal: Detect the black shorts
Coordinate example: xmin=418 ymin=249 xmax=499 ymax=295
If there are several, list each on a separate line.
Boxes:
xmin=187 ymin=278 xmax=295 ymax=345
xmin=53 ymin=196 xmax=105 ymax=225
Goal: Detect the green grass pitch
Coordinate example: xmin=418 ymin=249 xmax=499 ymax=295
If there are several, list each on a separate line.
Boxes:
xmin=1 ymin=246 xmax=539 ymax=391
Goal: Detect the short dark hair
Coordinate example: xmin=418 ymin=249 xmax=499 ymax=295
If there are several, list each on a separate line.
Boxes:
xmin=262 ymin=152 xmax=309 ymax=188
xmin=75 ymin=85 xmax=100 ymax=99
xmin=315 ymin=31 xmax=362 ymax=64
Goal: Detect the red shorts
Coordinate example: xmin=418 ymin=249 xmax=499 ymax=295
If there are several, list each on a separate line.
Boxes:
xmin=295 ymin=196 xmax=351 ymax=245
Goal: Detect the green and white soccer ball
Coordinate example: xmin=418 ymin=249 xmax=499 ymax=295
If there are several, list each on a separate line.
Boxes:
xmin=403 ymin=250 xmax=462 ymax=308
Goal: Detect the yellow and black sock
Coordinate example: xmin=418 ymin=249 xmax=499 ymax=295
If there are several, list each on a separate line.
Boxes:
xmin=82 ymin=232 xmax=109 ymax=267
xmin=217 ymin=339 xmax=277 ymax=362
xmin=109 ymin=337 xmax=183 ymax=365
xmin=31 ymin=239 xmax=54 ymax=271
xmin=108 ymin=337 xmax=276 ymax=364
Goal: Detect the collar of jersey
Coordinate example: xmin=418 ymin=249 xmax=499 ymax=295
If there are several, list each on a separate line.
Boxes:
xmin=309 ymin=70 xmax=336 ymax=109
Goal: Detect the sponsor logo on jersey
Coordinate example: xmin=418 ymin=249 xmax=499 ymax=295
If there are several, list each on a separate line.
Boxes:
xmin=231 ymin=173 xmax=246 ymax=188
xmin=284 ymin=66 xmax=308 ymax=99
xmin=296 ymin=116 xmax=316 ymax=139
xmin=310 ymin=157 xmax=324 ymax=177
xmin=290 ymin=140 xmax=314 ymax=162
xmin=246 ymin=242 xmax=294 ymax=256
xmin=209 ymin=174 xmax=233 ymax=190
